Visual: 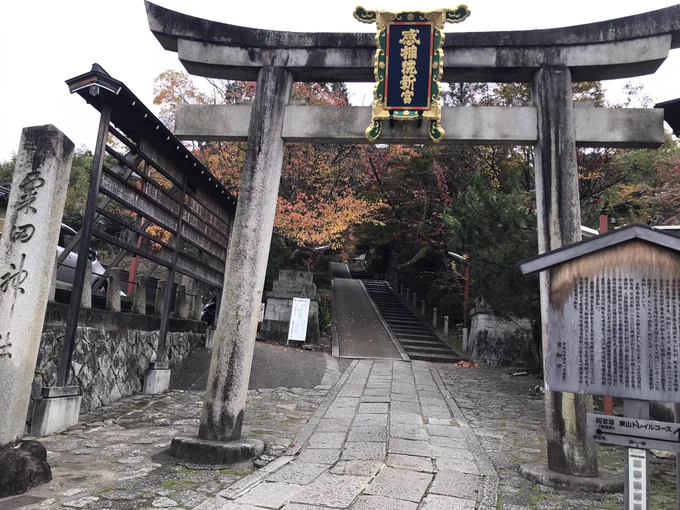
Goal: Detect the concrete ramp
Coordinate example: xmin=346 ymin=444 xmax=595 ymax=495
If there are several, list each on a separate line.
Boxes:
xmin=331 ymin=264 xmax=401 ymax=359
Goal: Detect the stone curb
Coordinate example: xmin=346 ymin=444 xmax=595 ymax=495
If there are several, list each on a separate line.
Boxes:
xmin=284 ymin=359 xmax=360 ymax=456
xmin=430 ymin=363 xmax=500 ymax=510
xmin=213 ymin=455 xmax=294 ymax=501
xmin=358 ymin=279 xmax=411 ymax=362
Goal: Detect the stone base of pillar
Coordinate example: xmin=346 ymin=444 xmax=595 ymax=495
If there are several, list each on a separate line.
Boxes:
xmin=30 ymin=387 xmax=82 ymax=437
xmin=170 ymin=436 xmax=264 ymax=465
xmin=144 ymin=368 xmax=171 ymax=394
xmin=206 ymin=328 xmax=216 ymax=349
xmin=519 ymin=463 xmax=622 ymax=493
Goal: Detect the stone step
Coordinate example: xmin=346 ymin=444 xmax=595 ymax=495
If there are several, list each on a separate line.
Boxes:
xmin=391 ymin=327 xmax=431 ymax=333
xmin=400 ymin=339 xmax=446 ymax=346
xmin=392 ymin=330 xmax=433 ymax=336
xmin=379 ymin=312 xmax=415 ymax=317
xmin=407 ymin=352 xmax=461 ymax=362
xmin=402 ymin=344 xmax=453 ymax=353
xmin=397 ymin=331 xmax=439 ymax=338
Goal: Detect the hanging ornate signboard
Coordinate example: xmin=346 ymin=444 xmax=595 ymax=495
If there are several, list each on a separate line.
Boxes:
xmin=354 ymin=5 xmax=471 ymax=143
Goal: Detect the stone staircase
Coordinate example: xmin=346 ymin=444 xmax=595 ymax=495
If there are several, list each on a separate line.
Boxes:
xmin=360 ymin=280 xmax=461 ymax=363
xmin=348 ymin=265 xmax=370 ymax=280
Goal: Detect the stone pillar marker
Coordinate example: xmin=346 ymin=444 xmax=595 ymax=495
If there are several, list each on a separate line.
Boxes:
xmin=133 ymin=275 xmax=147 ymax=314
xmin=106 ymin=268 xmax=122 ymax=312
xmin=0 ymin=125 xmax=74 ymax=446
xmin=176 ymin=284 xmax=190 ymax=319
xmin=81 ymin=260 xmax=92 ymax=309
xmin=155 ymin=280 xmax=166 ymax=316
xmin=170 ymin=65 xmax=291 ymax=463
xmin=444 ymin=316 xmax=449 ymax=336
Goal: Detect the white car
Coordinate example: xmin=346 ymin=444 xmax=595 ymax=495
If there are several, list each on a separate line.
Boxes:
xmin=55 ymin=224 xmax=107 ymax=292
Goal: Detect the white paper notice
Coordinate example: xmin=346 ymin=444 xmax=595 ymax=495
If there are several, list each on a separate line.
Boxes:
xmin=287 ymin=298 xmax=310 ymax=343
xmin=258 ymin=303 xmax=265 ymax=323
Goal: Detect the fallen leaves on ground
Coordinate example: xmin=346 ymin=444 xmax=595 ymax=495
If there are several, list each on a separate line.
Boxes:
xmin=454 ymin=361 xmax=479 ymax=368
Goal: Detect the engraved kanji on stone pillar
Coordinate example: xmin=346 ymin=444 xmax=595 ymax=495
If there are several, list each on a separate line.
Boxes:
xmin=0 ymin=125 xmax=74 ymax=446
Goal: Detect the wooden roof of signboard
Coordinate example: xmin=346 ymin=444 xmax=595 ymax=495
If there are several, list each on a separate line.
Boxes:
xmin=519 ymin=224 xmax=680 ymax=275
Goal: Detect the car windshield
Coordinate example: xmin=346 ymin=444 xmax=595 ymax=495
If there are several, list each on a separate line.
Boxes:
xmin=59 ymin=226 xmax=76 ymax=248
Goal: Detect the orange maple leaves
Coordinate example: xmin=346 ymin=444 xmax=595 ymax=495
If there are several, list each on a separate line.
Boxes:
xmin=152 ymin=71 xmax=381 ymax=251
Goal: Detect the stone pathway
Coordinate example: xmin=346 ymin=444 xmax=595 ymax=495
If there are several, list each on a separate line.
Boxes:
xmin=197 ymin=359 xmax=498 ymax=509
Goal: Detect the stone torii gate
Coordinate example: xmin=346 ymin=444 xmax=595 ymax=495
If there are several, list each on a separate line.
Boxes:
xmin=145 ymin=1 xmax=678 ymax=481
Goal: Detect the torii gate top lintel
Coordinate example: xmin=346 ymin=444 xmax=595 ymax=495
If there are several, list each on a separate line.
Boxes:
xmin=145 ymin=1 xmax=680 ymax=83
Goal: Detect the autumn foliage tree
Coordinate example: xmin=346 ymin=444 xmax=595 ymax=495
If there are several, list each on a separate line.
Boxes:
xmin=153 ymin=71 xmax=382 ymax=251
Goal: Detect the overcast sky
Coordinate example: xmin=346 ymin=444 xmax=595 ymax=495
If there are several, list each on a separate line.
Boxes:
xmin=1 ymin=0 xmax=679 ymax=160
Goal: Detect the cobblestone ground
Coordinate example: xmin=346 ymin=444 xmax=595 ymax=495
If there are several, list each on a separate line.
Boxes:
xmin=19 ymin=386 xmax=330 ymax=509
xmin=436 ymin=364 xmax=678 ymax=509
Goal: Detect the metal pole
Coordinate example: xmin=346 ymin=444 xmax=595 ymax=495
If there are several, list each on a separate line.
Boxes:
xmin=156 ymin=175 xmax=187 ymax=364
xmin=56 ymin=103 xmax=111 ymax=387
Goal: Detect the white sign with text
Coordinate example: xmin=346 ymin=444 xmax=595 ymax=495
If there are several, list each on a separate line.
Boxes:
xmin=287 ymin=297 xmax=310 ymax=343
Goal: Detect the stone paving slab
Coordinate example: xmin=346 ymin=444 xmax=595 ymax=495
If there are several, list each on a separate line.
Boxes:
xmin=266 ymin=461 xmax=328 ymax=485
xmin=421 ymin=494 xmax=477 ymax=509
xmin=290 ymin=473 xmax=371 ymax=507
xmin=352 ymin=495 xmax=418 ymax=510
xmin=364 ymin=466 xmax=433 ymax=502
xmin=234 ymin=481 xmax=302 ymax=508
xmin=386 ymin=453 xmax=434 ymax=473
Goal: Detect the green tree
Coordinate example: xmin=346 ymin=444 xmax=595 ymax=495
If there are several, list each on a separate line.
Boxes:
xmin=0 ymin=155 xmax=16 ymax=182
xmin=446 ymin=172 xmax=539 ymax=325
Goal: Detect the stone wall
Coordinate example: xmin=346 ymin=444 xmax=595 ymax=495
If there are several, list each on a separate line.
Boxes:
xmin=30 ymin=303 xmax=207 ymax=419
xmin=469 ymin=309 xmax=534 ymax=366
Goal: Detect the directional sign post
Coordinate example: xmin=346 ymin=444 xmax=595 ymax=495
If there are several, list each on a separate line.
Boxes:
xmin=587 ymin=408 xmax=678 ymax=510
xmin=587 ymin=414 xmax=680 ymax=453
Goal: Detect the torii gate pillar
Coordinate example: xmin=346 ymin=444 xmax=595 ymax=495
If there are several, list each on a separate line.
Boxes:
xmin=532 ymin=65 xmax=598 ymax=477
xmin=171 ymin=66 xmax=292 ymax=463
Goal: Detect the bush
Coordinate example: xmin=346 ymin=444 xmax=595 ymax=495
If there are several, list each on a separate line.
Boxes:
xmin=313 ymin=270 xmax=332 ymax=291
xmin=318 ymin=289 xmax=333 ymax=334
